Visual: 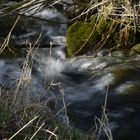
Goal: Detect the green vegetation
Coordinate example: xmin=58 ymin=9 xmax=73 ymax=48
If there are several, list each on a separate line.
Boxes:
xmin=66 ymin=21 xmax=94 ymax=57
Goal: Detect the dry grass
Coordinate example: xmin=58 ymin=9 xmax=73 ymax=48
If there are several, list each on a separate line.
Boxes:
xmin=95 ymin=86 xmax=113 ymax=140
xmin=66 ymin=0 xmax=140 ymax=55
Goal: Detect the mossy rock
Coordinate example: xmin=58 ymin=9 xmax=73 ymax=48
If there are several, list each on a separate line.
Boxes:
xmin=129 ymin=43 xmax=140 ymax=55
xmin=66 ymin=16 xmax=109 ymax=57
xmin=66 ymin=21 xmax=93 ymax=57
xmin=66 ymin=16 xmax=121 ymax=57
xmin=66 ymin=14 xmax=137 ymax=57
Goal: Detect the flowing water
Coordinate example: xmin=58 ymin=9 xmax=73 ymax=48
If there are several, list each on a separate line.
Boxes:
xmin=1 ymin=4 xmax=140 ymax=140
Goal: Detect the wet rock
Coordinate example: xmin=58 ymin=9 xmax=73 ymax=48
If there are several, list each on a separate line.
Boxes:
xmin=97 ymin=49 xmax=111 ymax=57
xmin=66 ymin=16 xmax=116 ymax=57
xmin=66 ymin=16 xmax=112 ymax=57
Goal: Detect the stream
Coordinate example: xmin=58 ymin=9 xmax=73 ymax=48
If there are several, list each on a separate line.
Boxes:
xmin=0 ymin=3 xmax=140 ymax=140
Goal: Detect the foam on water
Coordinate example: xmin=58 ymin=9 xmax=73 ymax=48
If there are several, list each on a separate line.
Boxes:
xmin=94 ymin=73 xmax=114 ymax=91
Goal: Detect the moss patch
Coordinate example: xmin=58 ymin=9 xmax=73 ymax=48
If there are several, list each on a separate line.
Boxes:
xmin=66 ymin=21 xmax=94 ymax=57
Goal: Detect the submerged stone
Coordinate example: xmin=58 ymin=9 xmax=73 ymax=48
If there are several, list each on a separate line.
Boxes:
xmin=116 ymin=83 xmax=140 ymax=95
